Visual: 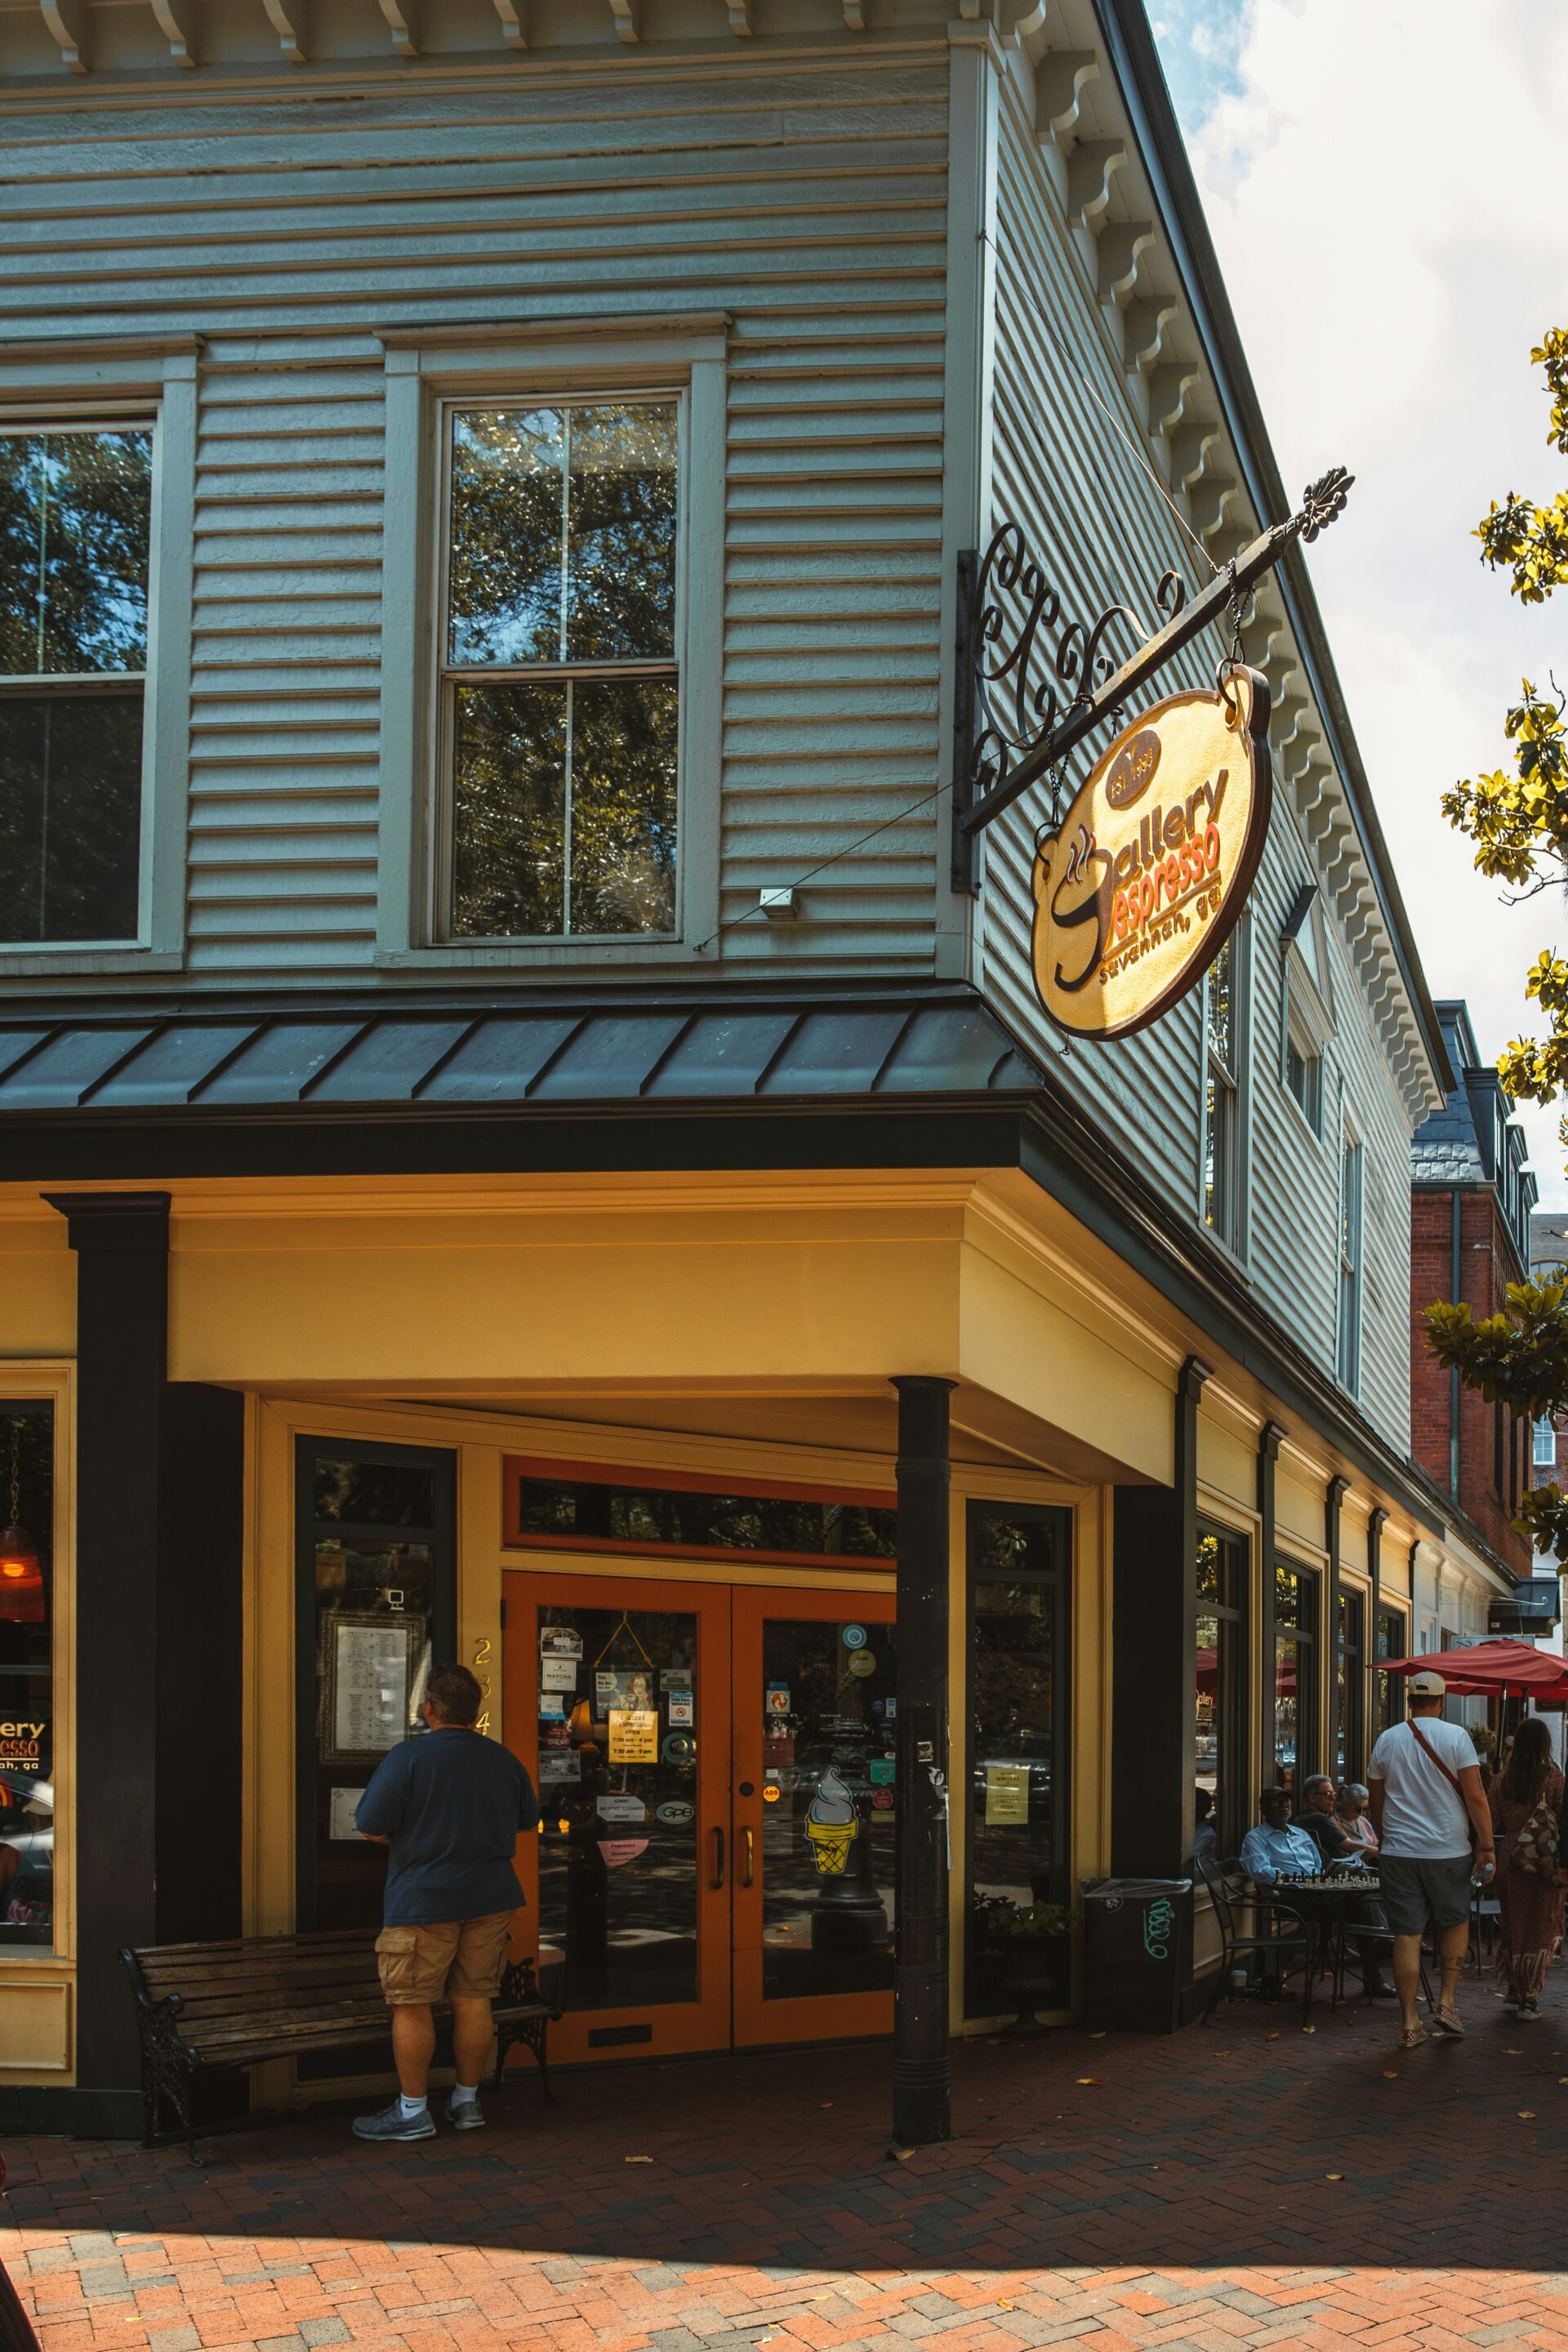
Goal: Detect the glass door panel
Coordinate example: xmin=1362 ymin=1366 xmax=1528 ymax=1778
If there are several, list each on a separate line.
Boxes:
xmin=732 ymin=1587 xmax=897 ymax=2048
xmin=503 ymin=1572 xmax=731 ymax=2062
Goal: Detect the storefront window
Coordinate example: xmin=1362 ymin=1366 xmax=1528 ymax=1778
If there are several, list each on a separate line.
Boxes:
xmin=0 ymin=1404 xmax=53 ymax=1950
xmin=1270 ymin=1561 xmax=1318 ymax=1797
xmin=1196 ymin=1526 xmax=1249 ymax=1855
xmin=1374 ymin=1606 xmax=1407 ymax=1735
xmin=965 ymin=1503 xmax=1071 ymax=2019
xmin=295 ymin=1440 xmax=456 ymax=1937
xmin=1338 ymin=1590 xmax=1365 ymax=1778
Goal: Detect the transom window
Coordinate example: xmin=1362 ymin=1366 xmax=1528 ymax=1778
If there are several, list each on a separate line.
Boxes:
xmin=439 ymin=399 xmax=679 ymax=942
xmin=0 ymin=425 xmax=151 ymax=944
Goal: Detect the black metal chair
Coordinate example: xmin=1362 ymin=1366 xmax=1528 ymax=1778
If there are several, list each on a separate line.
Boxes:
xmin=1325 ymin=1880 xmax=1435 ymax=2011
xmin=1198 ymin=1852 xmax=1315 ymax=2023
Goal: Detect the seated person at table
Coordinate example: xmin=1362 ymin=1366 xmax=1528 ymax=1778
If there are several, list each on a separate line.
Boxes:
xmin=1242 ymin=1788 xmax=1394 ymax=1999
xmin=1294 ymin=1774 xmax=1367 ymax=1866
xmin=1193 ymin=1786 xmax=1218 ymax=1870
xmin=1241 ymin=1788 xmax=1321 ymax=1883
xmin=1334 ymin=1783 xmax=1378 ymax=1857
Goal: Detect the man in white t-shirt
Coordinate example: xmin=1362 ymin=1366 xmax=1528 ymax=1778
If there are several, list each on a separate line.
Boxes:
xmin=1366 ymin=1669 xmax=1495 ymax=2049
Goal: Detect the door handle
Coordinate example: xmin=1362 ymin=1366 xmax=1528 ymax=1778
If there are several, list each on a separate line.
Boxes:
xmin=742 ymin=1825 xmax=755 ymax=1887
xmin=710 ymin=1825 xmax=726 ymax=1889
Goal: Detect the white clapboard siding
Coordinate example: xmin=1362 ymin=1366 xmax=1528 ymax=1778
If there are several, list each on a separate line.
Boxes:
xmin=982 ymin=107 xmax=1413 ymax=1445
xmin=0 ymin=59 xmax=950 ymax=980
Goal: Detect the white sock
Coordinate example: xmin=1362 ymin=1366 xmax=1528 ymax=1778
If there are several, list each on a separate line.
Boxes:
xmin=398 ymin=2093 xmax=428 ymax=2120
xmin=451 ymin=2082 xmax=479 ymax=2107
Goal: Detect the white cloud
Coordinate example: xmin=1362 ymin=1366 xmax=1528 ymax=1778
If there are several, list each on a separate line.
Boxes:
xmin=1169 ymin=0 xmax=1568 ymax=1203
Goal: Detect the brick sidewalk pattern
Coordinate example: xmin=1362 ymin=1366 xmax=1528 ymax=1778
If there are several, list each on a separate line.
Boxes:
xmin=7 ymin=1971 xmax=1568 ymax=2351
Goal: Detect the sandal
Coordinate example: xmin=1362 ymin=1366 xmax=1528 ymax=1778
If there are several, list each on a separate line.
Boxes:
xmin=1398 ymin=2024 xmax=1427 ymax=2050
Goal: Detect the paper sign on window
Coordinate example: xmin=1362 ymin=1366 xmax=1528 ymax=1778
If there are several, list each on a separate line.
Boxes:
xmin=608 ymin=1708 xmax=659 ymax=1764
xmin=985 ymin=1763 xmax=1031 ymax=1825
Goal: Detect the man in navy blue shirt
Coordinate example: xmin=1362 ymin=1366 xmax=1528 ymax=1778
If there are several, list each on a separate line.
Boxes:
xmin=353 ymin=1661 xmax=539 ymax=2141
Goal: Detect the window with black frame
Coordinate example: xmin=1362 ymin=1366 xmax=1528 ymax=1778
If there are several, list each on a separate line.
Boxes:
xmin=1374 ymin=1606 xmax=1407 ymax=1737
xmin=295 ymin=1440 xmax=456 ymax=1939
xmin=965 ymin=1503 xmax=1071 ymax=2020
xmin=1 ymin=426 xmax=151 ymax=943
xmin=1337 ymin=1589 xmax=1365 ymax=1778
xmin=0 ymin=1405 xmax=52 ymax=1950
xmin=1270 ymin=1559 xmax=1318 ymax=1797
xmin=1196 ymin=1526 xmax=1249 ymax=1856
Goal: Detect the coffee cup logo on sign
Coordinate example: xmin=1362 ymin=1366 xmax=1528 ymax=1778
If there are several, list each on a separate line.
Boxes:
xmin=1028 ymin=666 xmax=1272 ymax=1040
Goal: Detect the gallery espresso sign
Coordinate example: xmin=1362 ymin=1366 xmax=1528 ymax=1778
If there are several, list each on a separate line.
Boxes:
xmin=1029 ymin=665 xmax=1272 ymax=1040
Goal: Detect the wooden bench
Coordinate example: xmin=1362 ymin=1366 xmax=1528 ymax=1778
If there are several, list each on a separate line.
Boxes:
xmin=121 ymin=1928 xmax=558 ymax=2163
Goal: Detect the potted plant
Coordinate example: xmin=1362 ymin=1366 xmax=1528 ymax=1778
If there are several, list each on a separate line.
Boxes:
xmin=970 ymin=1895 xmax=1075 ymax=2038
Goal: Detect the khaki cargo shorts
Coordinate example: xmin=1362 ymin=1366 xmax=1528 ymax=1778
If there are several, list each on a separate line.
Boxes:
xmin=375 ymin=1909 xmax=515 ymax=2007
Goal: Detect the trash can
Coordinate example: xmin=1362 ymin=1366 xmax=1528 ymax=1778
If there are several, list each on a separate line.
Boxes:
xmin=1080 ymin=1877 xmax=1192 ymax=2033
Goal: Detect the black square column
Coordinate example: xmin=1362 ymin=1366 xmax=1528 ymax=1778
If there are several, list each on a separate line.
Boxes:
xmin=46 ymin=1192 xmax=244 ymax=2102
xmin=890 ymin=1374 xmax=956 ymax=2150
xmin=1111 ymin=1356 xmax=1211 ymax=1878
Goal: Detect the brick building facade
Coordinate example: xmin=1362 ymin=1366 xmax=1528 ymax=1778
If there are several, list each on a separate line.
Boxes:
xmin=1410 ymin=1004 xmax=1537 ymax=1582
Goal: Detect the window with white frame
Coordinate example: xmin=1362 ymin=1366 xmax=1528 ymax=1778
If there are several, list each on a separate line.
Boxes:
xmin=1202 ymin=933 xmax=1240 ymax=1245
xmin=0 ymin=425 xmax=152 ymax=943
xmin=1535 ymin=1416 xmax=1558 ymax=1471
xmin=1337 ymin=1129 xmax=1364 ymax=1392
xmin=438 ymin=399 xmax=680 ymax=942
xmin=1284 ymin=1009 xmax=1323 ymax=1133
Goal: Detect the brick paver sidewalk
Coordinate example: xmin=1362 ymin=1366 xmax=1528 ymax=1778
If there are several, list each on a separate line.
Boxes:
xmin=7 ymin=1969 xmax=1568 ymax=2352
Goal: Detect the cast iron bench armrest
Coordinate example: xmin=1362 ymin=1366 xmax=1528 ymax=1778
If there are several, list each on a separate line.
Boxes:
xmin=121 ymin=1936 xmax=559 ymax=2167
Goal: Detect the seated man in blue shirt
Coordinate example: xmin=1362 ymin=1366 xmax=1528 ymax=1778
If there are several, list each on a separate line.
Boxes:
xmin=1241 ymin=1787 xmax=1321 ymax=1884
xmin=1241 ymin=1786 xmax=1393 ymax=2001
xmin=353 ymin=1661 xmax=540 ymax=2142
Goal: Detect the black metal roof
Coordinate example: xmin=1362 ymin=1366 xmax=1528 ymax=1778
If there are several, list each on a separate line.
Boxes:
xmin=0 ymin=992 xmax=1044 ymax=1116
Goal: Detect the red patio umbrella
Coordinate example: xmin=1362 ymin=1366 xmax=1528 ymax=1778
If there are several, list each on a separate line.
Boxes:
xmin=1379 ymin=1637 xmax=1568 ymax=1701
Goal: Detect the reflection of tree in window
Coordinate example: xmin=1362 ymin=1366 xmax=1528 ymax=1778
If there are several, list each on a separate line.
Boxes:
xmin=0 ymin=430 xmax=150 ymax=943
xmin=444 ymin=403 xmax=679 ymax=940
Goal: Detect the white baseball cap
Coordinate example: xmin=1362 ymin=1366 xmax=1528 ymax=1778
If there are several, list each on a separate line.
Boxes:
xmin=1408 ymin=1669 xmax=1446 ymax=1697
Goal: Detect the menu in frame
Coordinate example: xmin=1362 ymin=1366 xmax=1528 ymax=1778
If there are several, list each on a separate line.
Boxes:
xmin=320 ymin=1612 xmax=425 ymax=1763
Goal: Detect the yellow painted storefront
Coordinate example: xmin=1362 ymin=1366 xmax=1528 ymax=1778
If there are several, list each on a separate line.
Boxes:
xmin=0 ymin=1165 xmax=1426 ymax=2096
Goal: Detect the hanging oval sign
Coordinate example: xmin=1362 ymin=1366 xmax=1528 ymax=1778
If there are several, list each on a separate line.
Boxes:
xmin=1029 ymin=666 xmax=1272 ymax=1040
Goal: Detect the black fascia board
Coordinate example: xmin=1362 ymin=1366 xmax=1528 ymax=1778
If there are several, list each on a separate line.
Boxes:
xmin=6 ymin=1089 xmax=1437 ymax=1530
xmin=1092 ymin=0 xmax=1454 ymax=1100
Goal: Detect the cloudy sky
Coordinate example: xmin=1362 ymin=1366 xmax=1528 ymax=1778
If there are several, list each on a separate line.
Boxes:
xmin=1149 ymin=0 xmax=1568 ymax=1208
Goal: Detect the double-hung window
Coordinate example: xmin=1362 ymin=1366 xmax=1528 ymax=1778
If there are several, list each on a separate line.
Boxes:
xmin=439 ymin=399 xmax=680 ymax=942
xmin=0 ymin=426 xmax=151 ymax=943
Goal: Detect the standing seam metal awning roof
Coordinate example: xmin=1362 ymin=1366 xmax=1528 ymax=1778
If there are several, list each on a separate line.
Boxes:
xmin=0 ymin=997 xmax=1046 ymax=1116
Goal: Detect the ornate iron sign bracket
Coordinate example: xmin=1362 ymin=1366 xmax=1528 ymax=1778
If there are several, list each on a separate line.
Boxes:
xmin=951 ymin=468 xmax=1353 ymax=893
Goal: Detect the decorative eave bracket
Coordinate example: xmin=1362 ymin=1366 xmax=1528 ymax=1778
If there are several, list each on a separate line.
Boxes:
xmin=951 ymin=467 xmax=1353 ymax=893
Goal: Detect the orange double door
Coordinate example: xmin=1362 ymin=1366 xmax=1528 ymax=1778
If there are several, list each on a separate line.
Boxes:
xmin=501 ymin=1573 xmax=898 ymax=2062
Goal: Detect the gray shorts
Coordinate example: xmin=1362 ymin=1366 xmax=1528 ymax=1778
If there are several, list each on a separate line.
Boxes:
xmin=1378 ymin=1851 xmax=1473 ymax=1936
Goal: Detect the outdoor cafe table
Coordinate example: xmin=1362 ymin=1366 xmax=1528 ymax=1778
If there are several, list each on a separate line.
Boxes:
xmin=1246 ymin=1867 xmax=1382 ymax=2018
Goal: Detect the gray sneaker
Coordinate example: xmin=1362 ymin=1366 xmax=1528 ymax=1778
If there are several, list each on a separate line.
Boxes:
xmin=352 ymin=2099 xmax=436 ymax=2142
xmin=444 ymin=2094 xmax=485 ymax=2131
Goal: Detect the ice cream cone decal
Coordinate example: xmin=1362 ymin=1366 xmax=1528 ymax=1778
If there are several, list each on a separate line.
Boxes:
xmin=805 ymin=1766 xmax=858 ymax=1877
